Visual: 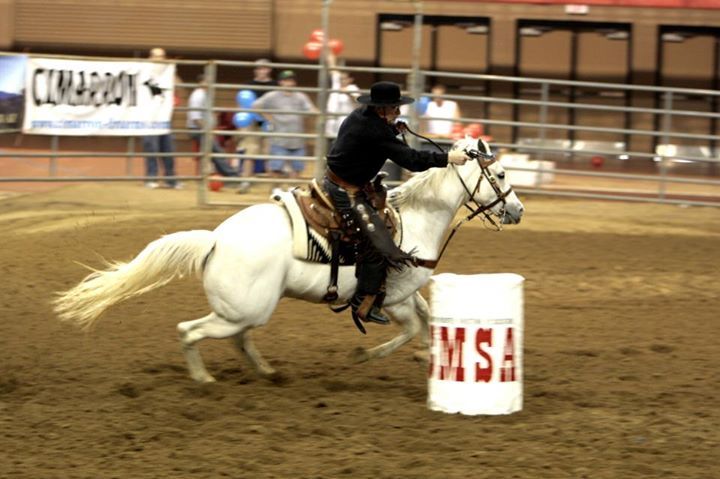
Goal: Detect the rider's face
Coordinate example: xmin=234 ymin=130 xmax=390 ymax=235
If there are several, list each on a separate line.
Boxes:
xmin=377 ymin=105 xmax=401 ymax=124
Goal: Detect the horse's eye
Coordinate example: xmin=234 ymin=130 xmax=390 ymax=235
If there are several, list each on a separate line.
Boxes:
xmin=498 ymin=172 xmax=506 ymax=180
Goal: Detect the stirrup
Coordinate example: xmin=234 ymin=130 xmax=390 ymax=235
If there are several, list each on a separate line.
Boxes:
xmin=360 ymin=306 xmax=390 ymax=325
xmin=349 ymin=295 xmax=390 ymax=334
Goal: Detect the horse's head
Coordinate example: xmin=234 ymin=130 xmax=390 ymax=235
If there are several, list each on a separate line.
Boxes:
xmin=449 ymin=137 xmax=524 ymax=225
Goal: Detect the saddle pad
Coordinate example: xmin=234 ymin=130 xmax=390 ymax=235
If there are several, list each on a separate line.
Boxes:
xmin=273 ymin=189 xmax=402 ymax=265
xmin=272 ymin=190 xmax=334 ymax=264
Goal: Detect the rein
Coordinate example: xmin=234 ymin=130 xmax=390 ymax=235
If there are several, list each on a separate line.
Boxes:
xmin=401 ymin=125 xmax=514 ymax=269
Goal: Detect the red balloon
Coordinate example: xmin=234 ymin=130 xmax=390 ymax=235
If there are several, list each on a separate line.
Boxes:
xmin=309 ymin=29 xmax=325 ymax=43
xmin=328 ymin=38 xmax=344 ymax=55
xmin=303 ymin=41 xmax=322 ymax=60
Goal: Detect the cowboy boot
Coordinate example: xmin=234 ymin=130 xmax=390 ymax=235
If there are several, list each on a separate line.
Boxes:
xmin=350 ymin=294 xmax=390 ymax=334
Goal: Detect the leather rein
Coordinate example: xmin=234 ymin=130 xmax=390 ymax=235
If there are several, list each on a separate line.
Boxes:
xmin=400 ymin=126 xmax=514 ymax=269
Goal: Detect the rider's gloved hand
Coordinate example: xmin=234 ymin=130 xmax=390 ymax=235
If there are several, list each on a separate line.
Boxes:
xmin=448 ymin=149 xmax=470 ymax=165
xmin=394 ymin=120 xmax=409 ymax=133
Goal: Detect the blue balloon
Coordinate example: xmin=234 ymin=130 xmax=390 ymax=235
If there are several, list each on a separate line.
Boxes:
xmin=416 ymin=96 xmax=430 ymax=115
xmin=233 ymin=112 xmax=253 ymax=128
xmin=236 ymin=89 xmax=257 ymax=108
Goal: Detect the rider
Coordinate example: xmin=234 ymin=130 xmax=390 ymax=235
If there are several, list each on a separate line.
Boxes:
xmin=324 ymin=81 xmax=471 ymax=330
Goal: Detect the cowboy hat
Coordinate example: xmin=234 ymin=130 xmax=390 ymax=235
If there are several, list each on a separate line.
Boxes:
xmin=357 ymin=81 xmax=414 ymax=106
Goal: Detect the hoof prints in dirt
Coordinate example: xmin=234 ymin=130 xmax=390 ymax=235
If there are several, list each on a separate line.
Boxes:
xmin=0 ymin=377 xmax=19 ymax=395
xmin=116 ymin=383 xmax=141 ymax=398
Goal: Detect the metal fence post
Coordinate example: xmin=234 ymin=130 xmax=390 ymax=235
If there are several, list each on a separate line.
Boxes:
xmin=408 ymin=0 xmax=424 ymax=150
xmin=314 ymin=0 xmax=333 ymax=181
xmin=535 ymin=82 xmax=550 ymax=188
xmin=198 ymin=61 xmax=216 ymax=207
xmin=659 ymin=91 xmax=673 ymax=200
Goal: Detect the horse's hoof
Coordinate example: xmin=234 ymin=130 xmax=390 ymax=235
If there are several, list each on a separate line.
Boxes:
xmin=191 ymin=374 xmax=216 ymax=384
xmin=265 ymin=371 xmax=291 ymax=385
xmin=349 ymin=346 xmax=370 ymax=364
xmin=413 ymin=350 xmax=430 ymax=363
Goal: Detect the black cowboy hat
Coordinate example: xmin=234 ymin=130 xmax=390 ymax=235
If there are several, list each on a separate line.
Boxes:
xmin=357 ymin=81 xmax=414 ymax=106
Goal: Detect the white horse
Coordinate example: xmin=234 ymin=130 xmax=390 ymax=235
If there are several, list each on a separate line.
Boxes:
xmin=54 ymin=137 xmax=524 ymax=383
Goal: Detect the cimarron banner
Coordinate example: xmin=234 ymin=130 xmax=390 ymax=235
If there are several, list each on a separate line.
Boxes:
xmin=23 ymin=57 xmax=175 ymax=136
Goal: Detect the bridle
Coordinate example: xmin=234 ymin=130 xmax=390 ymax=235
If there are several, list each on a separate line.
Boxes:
xmin=453 ymin=148 xmax=514 ymax=231
xmin=400 ymin=125 xmax=514 ymax=268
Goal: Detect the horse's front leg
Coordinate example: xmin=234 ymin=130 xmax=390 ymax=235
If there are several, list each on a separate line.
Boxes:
xmin=412 ymin=292 xmax=432 ymax=363
xmin=349 ymin=294 xmax=421 ymax=363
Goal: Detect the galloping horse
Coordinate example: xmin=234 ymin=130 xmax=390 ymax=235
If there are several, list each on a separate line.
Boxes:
xmin=54 ymin=137 xmax=524 ymax=383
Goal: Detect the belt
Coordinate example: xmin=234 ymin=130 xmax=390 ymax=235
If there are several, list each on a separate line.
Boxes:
xmin=326 ymin=169 xmax=361 ymax=193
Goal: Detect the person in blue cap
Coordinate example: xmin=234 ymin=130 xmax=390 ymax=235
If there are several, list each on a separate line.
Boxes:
xmin=324 ymin=81 xmax=471 ymax=331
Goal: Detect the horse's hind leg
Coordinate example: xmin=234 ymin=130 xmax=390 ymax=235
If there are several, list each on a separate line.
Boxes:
xmin=178 ymin=313 xmax=246 ymax=383
xmin=231 ymin=328 xmax=278 ymax=379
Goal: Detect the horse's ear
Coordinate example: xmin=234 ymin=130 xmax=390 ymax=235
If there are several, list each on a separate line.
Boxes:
xmin=477 ymin=138 xmax=493 ymax=156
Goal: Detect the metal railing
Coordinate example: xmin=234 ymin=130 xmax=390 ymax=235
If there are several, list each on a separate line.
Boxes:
xmin=1 ymin=52 xmax=719 ymax=207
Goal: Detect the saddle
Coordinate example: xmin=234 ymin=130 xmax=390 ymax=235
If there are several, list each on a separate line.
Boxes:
xmin=272 ymin=177 xmax=400 ymax=302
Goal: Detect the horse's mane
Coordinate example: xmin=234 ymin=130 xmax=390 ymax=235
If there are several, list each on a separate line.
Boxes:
xmin=389 ymin=166 xmax=453 ymax=209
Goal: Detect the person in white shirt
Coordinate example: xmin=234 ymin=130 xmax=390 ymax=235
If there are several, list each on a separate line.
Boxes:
xmin=325 ymin=52 xmax=360 ymax=143
xmin=423 ymin=84 xmax=461 ymax=138
xmin=142 ymin=47 xmax=180 ymax=189
xmin=187 ymin=74 xmax=240 ymax=178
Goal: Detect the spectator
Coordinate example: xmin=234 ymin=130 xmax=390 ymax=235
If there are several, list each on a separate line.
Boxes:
xmin=248 ymin=58 xmax=277 ymax=99
xmin=325 ymin=52 xmax=360 ymax=147
xmin=187 ymin=74 xmax=241 ymax=179
xmin=143 ymin=47 xmax=180 ymax=189
xmin=252 ymin=70 xmax=318 ymax=180
xmin=236 ymin=58 xmax=279 ymax=192
xmin=422 ymin=83 xmax=461 ymax=139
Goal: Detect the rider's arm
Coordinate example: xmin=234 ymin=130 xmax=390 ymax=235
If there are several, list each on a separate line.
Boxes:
xmin=378 ymin=136 xmax=448 ymax=172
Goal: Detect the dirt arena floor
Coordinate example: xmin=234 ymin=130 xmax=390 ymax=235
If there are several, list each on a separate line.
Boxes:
xmin=1 ymin=182 xmax=718 ymax=479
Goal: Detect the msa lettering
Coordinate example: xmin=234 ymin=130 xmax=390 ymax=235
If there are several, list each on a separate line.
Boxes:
xmin=429 ymin=325 xmax=517 ymax=383
xmin=428 ymin=326 xmax=466 ymax=381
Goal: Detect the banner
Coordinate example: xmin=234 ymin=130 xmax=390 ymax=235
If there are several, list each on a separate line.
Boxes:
xmin=0 ymin=55 xmax=27 ymax=130
xmin=23 ymin=58 xmax=175 ymax=136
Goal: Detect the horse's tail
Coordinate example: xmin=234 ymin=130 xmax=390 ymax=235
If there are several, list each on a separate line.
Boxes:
xmin=53 ymin=230 xmax=216 ymax=331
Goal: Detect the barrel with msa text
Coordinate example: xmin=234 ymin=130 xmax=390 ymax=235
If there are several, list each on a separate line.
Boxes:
xmin=427 ymin=273 xmax=524 ymax=415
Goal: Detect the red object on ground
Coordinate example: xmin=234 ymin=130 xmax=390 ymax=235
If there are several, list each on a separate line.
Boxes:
xmin=303 ymin=41 xmax=322 ymax=60
xmin=328 ymin=38 xmax=344 ymax=55
xmin=208 ymin=175 xmax=224 ymax=192
xmin=591 ymin=156 xmax=605 ymax=169
xmin=309 ymin=29 xmax=325 ymax=42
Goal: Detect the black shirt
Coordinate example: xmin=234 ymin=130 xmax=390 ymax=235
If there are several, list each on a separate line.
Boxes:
xmin=249 ymin=78 xmax=277 ymax=99
xmin=327 ymin=106 xmax=448 ymax=186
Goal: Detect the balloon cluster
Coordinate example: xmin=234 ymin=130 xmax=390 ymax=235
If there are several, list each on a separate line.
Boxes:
xmin=303 ymin=29 xmax=344 ymax=60
xmin=233 ymin=89 xmax=258 ymax=128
